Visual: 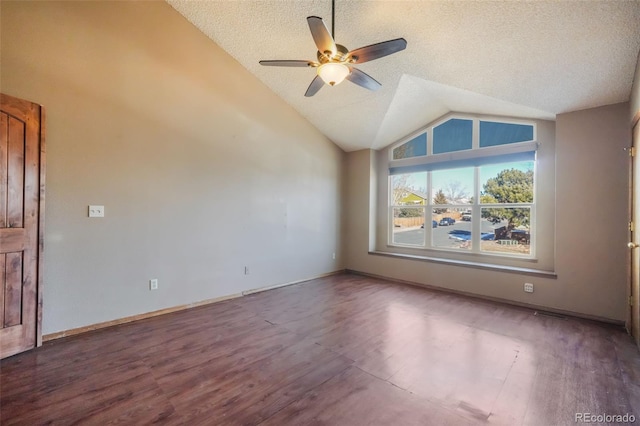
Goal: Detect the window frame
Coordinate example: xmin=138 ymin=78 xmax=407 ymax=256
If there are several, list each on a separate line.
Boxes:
xmin=387 ymin=114 xmax=537 ymax=259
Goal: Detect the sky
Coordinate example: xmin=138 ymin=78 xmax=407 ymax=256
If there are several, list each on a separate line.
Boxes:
xmin=400 ymin=160 xmax=534 ymax=201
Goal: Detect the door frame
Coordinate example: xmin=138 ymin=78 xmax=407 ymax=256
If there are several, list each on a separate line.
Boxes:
xmin=630 ymin=112 xmax=640 ymax=348
xmin=0 ymin=93 xmax=46 ymax=354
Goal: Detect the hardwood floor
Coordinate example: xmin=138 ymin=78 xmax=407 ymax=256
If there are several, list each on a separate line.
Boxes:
xmin=1 ymin=273 xmax=639 ymax=425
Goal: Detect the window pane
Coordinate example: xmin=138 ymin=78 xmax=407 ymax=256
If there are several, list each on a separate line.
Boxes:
xmin=480 ymin=161 xmax=534 ymax=204
xmin=480 ymin=121 xmax=534 ymax=147
xmin=480 ymin=207 xmax=531 ymax=255
xmin=393 ymin=133 xmax=427 ymax=160
xmin=392 ymin=207 xmax=425 ymax=246
xmin=433 ymin=119 xmax=472 ymax=154
xmin=432 ymin=168 xmax=473 ymax=205
xmin=432 ymin=209 xmax=471 ymax=250
xmin=392 ymin=172 xmax=427 ymax=205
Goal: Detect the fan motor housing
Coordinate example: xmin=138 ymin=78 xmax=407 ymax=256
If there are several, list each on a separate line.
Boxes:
xmin=317 ymin=44 xmax=352 ymax=64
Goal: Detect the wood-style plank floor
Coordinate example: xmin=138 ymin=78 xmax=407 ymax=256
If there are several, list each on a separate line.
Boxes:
xmin=1 ymin=273 xmax=639 ymax=425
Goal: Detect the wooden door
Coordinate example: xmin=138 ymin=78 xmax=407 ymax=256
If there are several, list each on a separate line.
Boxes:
xmin=631 ymin=121 xmax=640 ymax=348
xmin=0 ymin=93 xmax=45 ymax=359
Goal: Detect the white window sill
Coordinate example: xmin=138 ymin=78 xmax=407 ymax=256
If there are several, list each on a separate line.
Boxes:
xmin=368 ymin=250 xmax=557 ymax=278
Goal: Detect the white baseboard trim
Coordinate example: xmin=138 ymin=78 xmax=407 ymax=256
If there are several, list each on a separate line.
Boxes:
xmin=43 ymin=269 xmax=347 ymax=342
xmin=346 ymin=269 xmax=625 ymax=327
xmin=242 ymin=269 xmax=345 ymax=295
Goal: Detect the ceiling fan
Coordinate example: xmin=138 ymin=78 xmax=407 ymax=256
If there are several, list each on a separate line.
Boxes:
xmin=259 ymin=1 xmax=407 ymax=97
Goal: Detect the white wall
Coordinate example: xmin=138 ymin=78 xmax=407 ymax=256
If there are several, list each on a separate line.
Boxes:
xmin=346 ymin=103 xmax=630 ymax=321
xmin=1 ymin=1 xmax=345 ymax=334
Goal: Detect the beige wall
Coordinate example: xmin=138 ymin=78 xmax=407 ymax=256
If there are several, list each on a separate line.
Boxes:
xmin=1 ymin=1 xmax=345 ymax=334
xmin=2 ymin=1 xmax=634 ymax=335
xmin=346 ymin=103 xmax=630 ymax=321
xmin=344 ymin=149 xmax=376 ymax=264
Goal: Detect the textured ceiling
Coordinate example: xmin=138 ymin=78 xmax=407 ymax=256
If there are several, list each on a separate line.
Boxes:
xmin=167 ymin=0 xmax=640 ymax=152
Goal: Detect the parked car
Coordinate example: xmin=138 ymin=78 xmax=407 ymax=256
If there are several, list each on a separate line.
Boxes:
xmin=510 ymin=229 xmax=530 ymax=244
xmin=461 ymin=214 xmax=471 ymax=221
xmin=448 ymin=229 xmax=469 ymax=238
xmin=448 ymin=230 xmax=494 ymax=241
xmin=439 ymin=217 xmax=455 ymax=226
xmin=420 ymin=220 xmax=438 ymax=228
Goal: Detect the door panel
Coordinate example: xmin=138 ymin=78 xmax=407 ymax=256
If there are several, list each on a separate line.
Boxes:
xmin=5 ymin=252 xmax=24 ymax=327
xmin=7 ymin=116 xmax=25 ymax=228
xmin=0 ymin=113 xmax=7 ymax=227
xmin=0 ymin=94 xmax=44 ymax=359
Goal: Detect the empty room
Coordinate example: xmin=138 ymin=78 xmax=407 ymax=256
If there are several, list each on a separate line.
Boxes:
xmin=1 ymin=1 xmax=640 ymax=424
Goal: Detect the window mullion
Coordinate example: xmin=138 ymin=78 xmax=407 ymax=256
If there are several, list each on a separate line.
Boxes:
xmin=472 ymin=166 xmax=481 ymax=251
xmin=427 ymin=171 xmax=432 ymax=248
xmin=472 ymin=118 xmax=480 ymax=150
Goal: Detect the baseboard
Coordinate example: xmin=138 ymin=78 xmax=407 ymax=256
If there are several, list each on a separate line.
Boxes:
xmin=242 ymin=269 xmax=345 ymax=296
xmin=43 ymin=269 xmax=347 ymax=342
xmin=346 ymin=269 xmax=626 ymax=327
xmin=43 ymin=293 xmax=243 ymax=342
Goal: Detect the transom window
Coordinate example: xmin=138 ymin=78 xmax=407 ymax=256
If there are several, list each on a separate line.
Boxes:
xmin=392 ymin=133 xmax=427 ymax=160
xmin=388 ymin=115 xmax=536 ymax=258
xmin=433 ymin=118 xmax=473 ymax=154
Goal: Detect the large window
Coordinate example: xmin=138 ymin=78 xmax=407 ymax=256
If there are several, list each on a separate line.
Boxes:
xmin=388 ymin=116 xmax=536 ymax=258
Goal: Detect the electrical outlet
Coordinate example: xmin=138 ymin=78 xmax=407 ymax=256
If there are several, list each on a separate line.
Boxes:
xmin=244 ymin=266 xmax=249 ymax=275
xmin=88 ymin=205 xmax=105 ymax=218
xmin=524 ymin=282 xmax=534 ymax=293
xmin=149 ymin=279 xmax=158 ymax=290
xmin=332 ymin=252 xmax=336 ymax=260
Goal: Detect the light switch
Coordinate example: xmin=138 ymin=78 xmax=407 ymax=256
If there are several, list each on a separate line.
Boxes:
xmin=88 ymin=205 xmax=105 ymax=218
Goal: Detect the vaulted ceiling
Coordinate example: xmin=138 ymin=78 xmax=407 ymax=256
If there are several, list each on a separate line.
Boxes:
xmin=168 ymin=1 xmax=640 ymax=152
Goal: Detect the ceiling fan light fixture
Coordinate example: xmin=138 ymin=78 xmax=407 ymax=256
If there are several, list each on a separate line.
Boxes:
xmin=317 ymin=62 xmax=349 ymax=86
xmin=259 ymin=12 xmax=407 ymax=96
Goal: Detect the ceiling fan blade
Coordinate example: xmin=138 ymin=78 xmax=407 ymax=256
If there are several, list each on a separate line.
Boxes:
xmin=305 ymin=75 xmax=324 ymax=97
xmin=307 ymin=16 xmax=337 ymax=56
xmin=259 ymin=60 xmax=317 ymax=67
xmin=346 ymin=67 xmax=381 ymax=91
xmin=348 ymin=38 xmax=407 ymax=64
